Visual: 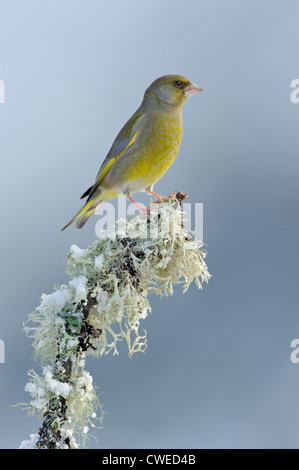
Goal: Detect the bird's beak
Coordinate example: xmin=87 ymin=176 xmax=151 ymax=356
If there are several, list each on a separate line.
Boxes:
xmin=184 ymin=82 xmax=203 ymax=97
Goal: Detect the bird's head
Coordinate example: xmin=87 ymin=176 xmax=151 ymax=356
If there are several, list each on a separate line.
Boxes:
xmin=143 ymin=74 xmax=203 ymax=109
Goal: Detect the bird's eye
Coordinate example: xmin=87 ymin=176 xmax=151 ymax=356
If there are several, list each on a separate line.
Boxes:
xmin=174 ymin=80 xmax=183 ymax=89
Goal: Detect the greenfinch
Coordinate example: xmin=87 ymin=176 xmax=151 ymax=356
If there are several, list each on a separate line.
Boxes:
xmin=62 ymin=74 xmax=203 ymax=230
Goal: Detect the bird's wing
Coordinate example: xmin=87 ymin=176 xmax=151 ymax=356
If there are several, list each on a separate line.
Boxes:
xmin=81 ymin=111 xmax=145 ymax=200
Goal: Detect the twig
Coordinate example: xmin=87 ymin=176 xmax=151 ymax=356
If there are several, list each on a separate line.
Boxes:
xmin=20 ymin=193 xmax=211 ymax=449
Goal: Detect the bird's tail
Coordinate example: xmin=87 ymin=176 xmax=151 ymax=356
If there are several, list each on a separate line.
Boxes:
xmin=61 ymin=193 xmax=102 ymax=231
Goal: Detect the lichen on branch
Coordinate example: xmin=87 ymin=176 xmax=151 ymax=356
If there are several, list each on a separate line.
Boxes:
xmin=22 ymin=193 xmax=211 ymax=448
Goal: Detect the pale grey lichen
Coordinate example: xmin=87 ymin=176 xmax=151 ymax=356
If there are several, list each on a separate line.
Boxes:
xmin=23 ymin=195 xmax=211 ymax=448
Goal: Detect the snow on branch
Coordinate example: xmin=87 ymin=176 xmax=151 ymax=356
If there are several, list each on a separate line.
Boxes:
xmin=20 ymin=193 xmax=211 ymax=449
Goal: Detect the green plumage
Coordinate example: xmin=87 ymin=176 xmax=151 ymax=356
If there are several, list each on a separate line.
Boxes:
xmin=61 ymin=74 xmax=202 ymax=231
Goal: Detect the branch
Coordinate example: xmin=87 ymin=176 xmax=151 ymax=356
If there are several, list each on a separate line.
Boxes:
xmin=20 ymin=193 xmax=211 ymax=449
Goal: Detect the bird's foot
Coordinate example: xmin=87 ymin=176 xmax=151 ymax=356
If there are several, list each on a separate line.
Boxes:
xmin=129 ymin=193 xmax=164 ymax=214
xmin=148 ymin=190 xmax=164 ymax=201
xmin=128 ymin=191 xmax=188 ymax=215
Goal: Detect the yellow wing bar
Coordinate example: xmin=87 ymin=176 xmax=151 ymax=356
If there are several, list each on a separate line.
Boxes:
xmin=96 ymin=138 xmax=134 ymax=184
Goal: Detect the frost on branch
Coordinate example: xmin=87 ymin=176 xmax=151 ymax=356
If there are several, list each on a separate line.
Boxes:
xmin=22 ymin=193 xmax=211 ymax=448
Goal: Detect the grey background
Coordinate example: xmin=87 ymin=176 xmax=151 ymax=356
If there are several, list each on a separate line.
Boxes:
xmin=0 ymin=0 xmax=299 ymax=449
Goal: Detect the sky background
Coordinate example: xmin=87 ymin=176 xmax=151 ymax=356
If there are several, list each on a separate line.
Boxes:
xmin=1 ymin=0 xmax=299 ymax=449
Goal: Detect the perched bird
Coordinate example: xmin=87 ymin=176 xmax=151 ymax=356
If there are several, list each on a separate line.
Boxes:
xmin=61 ymin=74 xmax=203 ymax=231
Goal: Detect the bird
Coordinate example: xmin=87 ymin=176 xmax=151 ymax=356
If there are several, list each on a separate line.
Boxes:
xmin=61 ymin=74 xmax=203 ymax=231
